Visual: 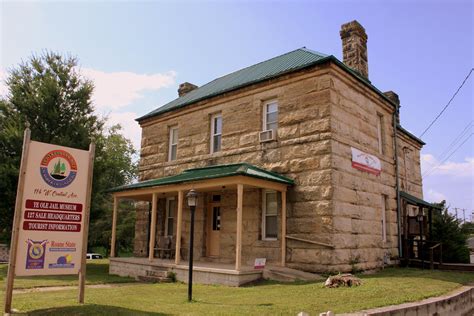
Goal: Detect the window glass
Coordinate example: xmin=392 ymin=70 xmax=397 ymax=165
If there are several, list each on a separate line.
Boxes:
xmin=166 ymin=199 xmax=175 ymax=236
xmin=263 ymin=191 xmax=278 ymax=239
xmin=211 ymin=114 xmax=222 ymax=153
xmin=264 ymin=101 xmax=278 ymax=132
xmin=169 ymin=127 xmax=178 ymax=161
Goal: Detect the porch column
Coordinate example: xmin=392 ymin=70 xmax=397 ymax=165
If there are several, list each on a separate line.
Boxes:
xmin=175 ymin=190 xmax=184 ymax=264
xmin=110 ymin=196 xmax=118 ymax=257
xmin=235 ymin=184 xmax=244 ymax=271
xmin=148 ymin=193 xmax=158 ymax=261
xmin=281 ymin=190 xmax=287 ymax=267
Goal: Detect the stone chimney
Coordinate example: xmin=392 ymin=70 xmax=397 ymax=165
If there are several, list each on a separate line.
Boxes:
xmin=383 ymin=91 xmax=401 ymax=124
xmin=178 ymin=82 xmax=198 ymax=97
xmin=340 ymin=20 xmax=369 ymax=79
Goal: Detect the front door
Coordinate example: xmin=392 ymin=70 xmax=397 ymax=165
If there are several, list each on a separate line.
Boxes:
xmin=207 ymin=196 xmax=221 ymax=257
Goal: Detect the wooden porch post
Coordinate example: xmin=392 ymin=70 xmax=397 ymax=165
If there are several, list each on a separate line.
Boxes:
xmin=110 ymin=196 xmax=118 ymax=258
xmin=175 ymin=190 xmax=184 ymax=264
xmin=235 ymin=184 xmax=244 ymax=271
xmin=148 ymin=193 xmax=158 ymax=261
xmin=281 ymin=190 xmax=287 ymax=267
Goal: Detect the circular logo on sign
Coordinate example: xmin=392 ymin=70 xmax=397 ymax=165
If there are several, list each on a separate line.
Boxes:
xmin=40 ymin=150 xmax=77 ymax=188
xmin=29 ymin=243 xmax=45 ymax=260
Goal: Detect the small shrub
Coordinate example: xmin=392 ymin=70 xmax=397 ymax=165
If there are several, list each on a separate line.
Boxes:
xmin=167 ymin=271 xmax=177 ymax=282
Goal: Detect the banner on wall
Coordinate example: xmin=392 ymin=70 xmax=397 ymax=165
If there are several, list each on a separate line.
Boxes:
xmin=14 ymin=141 xmax=93 ymax=276
xmin=351 ymin=147 xmax=382 ymax=176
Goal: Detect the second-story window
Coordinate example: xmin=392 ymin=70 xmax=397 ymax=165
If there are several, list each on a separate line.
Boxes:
xmin=377 ymin=113 xmax=385 ymax=155
xmin=263 ymin=100 xmax=278 ymax=132
xmin=210 ymin=113 xmax=222 ymax=153
xmin=168 ymin=126 xmax=178 ymax=161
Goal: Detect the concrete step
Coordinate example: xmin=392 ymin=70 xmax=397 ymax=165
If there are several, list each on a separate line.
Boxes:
xmin=263 ymin=266 xmax=323 ymax=282
xmin=146 ymin=269 xmax=168 ymax=278
xmin=137 ymin=275 xmax=172 ymax=283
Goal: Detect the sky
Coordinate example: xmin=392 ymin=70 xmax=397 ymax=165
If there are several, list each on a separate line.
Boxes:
xmin=1 ymin=0 xmax=473 ymax=215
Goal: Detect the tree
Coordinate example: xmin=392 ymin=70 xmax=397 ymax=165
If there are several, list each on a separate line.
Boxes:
xmin=431 ymin=201 xmax=470 ymax=263
xmin=0 ymin=52 xmax=137 ymax=254
xmin=88 ymin=125 xmax=137 ymax=255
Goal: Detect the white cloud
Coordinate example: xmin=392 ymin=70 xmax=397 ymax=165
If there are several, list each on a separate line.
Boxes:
xmin=425 ymin=189 xmax=447 ymax=203
xmin=0 ymin=69 xmax=8 ymax=96
xmin=421 ymin=154 xmax=474 ymax=178
xmin=80 ymin=67 xmax=176 ymax=110
xmin=105 ymin=111 xmax=142 ymax=152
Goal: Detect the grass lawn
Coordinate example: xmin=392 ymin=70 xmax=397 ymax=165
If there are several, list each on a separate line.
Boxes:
xmin=0 ymin=259 xmax=133 ymax=289
xmin=1 ymin=261 xmax=473 ymax=315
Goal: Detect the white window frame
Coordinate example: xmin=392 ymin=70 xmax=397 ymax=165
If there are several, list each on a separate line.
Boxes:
xmin=210 ymin=113 xmax=222 ymax=154
xmin=165 ymin=197 xmax=176 ymax=237
xmin=262 ymin=100 xmax=278 ymax=132
xmin=168 ymin=126 xmax=178 ymax=161
xmin=377 ymin=113 xmax=385 ymax=155
xmin=262 ymin=190 xmax=278 ymax=241
xmin=381 ymin=194 xmax=388 ymax=243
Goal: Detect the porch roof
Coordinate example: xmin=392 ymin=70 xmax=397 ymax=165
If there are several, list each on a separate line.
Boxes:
xmin=109 ymin=163 xmax=294 ymax=193
xmin=400 ymin=191 xmax=442 ymax=210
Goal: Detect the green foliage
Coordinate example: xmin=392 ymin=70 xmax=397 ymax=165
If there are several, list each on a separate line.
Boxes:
xmin=0 ymin=52 xmax=137 ymax=254
xmin=431 ymin=201 xmax=470 ymax=263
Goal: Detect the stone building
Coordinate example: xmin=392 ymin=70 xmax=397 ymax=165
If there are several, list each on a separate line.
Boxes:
xmin=109 ymin=20 xmax=437 ymax=283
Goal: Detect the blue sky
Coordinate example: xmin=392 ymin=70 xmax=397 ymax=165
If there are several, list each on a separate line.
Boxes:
xmin=1 ymin=0 xmax=473 ymax=215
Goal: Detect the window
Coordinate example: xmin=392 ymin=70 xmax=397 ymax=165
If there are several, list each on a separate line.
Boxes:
xmin=262 ymin=191 xmax=278 ymax=240
xmin=377 ymin=114 xmax=385 ymax=154
xmin=381 ymin=194 xmax=388 ymax=242
xmin=263 ymin=100 xmax=278 ymax=132
xmin=210 ymin=114 xmax=222 ymax=153
xmin=168 ymin=126 xmax=178 ymax=161
xmin=165 ymin=197 xmax=176 ymax=236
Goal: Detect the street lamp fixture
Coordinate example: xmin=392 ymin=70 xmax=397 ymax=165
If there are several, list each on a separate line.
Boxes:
xmin=186 ymin=189 xmax=198 ymax=302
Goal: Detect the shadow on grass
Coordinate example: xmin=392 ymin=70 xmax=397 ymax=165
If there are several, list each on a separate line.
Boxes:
xmin=16 ymin=304 xmax=168 ymax=315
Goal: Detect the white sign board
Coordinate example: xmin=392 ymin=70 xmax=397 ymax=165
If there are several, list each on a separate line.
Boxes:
xmin=351 ymin=147 xmax=382 ymax=176
xmin=254 ymin=258 xmax=266 ymax=269
xmin=15 ymin=141 xmax=91 ymax=276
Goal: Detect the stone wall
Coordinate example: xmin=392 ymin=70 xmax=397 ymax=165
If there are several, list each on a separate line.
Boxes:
xmin=133 ymin=202 xmax=150 ymax=257
xmin=329 ymin=66 xmax=399 ymax=271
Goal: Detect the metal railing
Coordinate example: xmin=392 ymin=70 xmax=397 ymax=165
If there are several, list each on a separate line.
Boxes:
xmin=407 ymin=239 xmax=443 ymax=269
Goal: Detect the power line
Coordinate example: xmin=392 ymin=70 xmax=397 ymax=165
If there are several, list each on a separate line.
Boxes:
xmin=422 ymin=121 xmax=472 ymax=177
xmin=423 ymin=133 xmax=473 ymax=178
xmin=419 ymin=68 xmax=474 ymax=138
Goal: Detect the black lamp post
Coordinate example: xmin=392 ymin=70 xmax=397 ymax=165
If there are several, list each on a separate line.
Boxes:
xmin=186 ymin=189 xmax=198 ymax=302
xmin=417 ymin=210 xmax=424 ymax=269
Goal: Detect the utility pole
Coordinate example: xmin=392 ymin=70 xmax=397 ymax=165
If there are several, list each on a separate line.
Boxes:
xmin=462 ymin=209 xmax=466 ymax=224
xmin=454 ymin=208 xmax=458 ymax=220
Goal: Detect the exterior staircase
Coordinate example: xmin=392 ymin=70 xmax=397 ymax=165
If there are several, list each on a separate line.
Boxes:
xmin=137 ymin=266 xmax=173 ymax=283
xmin=263 ymin=266 xmax=323 ymax=282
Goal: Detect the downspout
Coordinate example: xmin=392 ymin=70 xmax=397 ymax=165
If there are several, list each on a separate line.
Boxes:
xmin=393 ymin=105 xmax=402 ymax=258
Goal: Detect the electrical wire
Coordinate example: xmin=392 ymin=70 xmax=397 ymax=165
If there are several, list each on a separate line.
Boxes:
xmin=419 ymin=68 xmax=473 ymax=138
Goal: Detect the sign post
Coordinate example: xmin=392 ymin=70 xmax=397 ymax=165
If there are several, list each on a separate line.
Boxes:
xmin=3 ymin=128 xmax=95 ymax=314
xmin=4 ymin=127 xmax=31 ymax=315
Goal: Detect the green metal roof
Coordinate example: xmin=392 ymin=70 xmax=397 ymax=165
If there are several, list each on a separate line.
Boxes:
xmin=136 ymin=46 xmax=424 ymax=144
xmin=400 ymin=191 xmax=442 ymax=210
xmin=110 ymin=163 xmax=294 ymax=193
xmin=137 ymin=48 xmax=330 ymax=121
xmin=397 ymin=125 xmax=425 ymax=145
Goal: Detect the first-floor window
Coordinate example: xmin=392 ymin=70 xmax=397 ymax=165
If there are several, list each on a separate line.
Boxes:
xmin=166 ymin=197 xmax=176 ymax=236
xmin=262 ymin=190 xmax=278 ymax=240
xmin=381 ymin=194 xmax=388 ymax=242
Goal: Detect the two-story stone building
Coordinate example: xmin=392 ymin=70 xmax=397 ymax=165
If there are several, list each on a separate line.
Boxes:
xmin=109 ymin=20 xmax=438 ymax=285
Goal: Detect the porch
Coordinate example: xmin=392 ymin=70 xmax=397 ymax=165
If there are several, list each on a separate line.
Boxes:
xmin=109 ymin=257 xmax=263 ymax=286
xmin=108 ymin=163 xmax=294 ymax=285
